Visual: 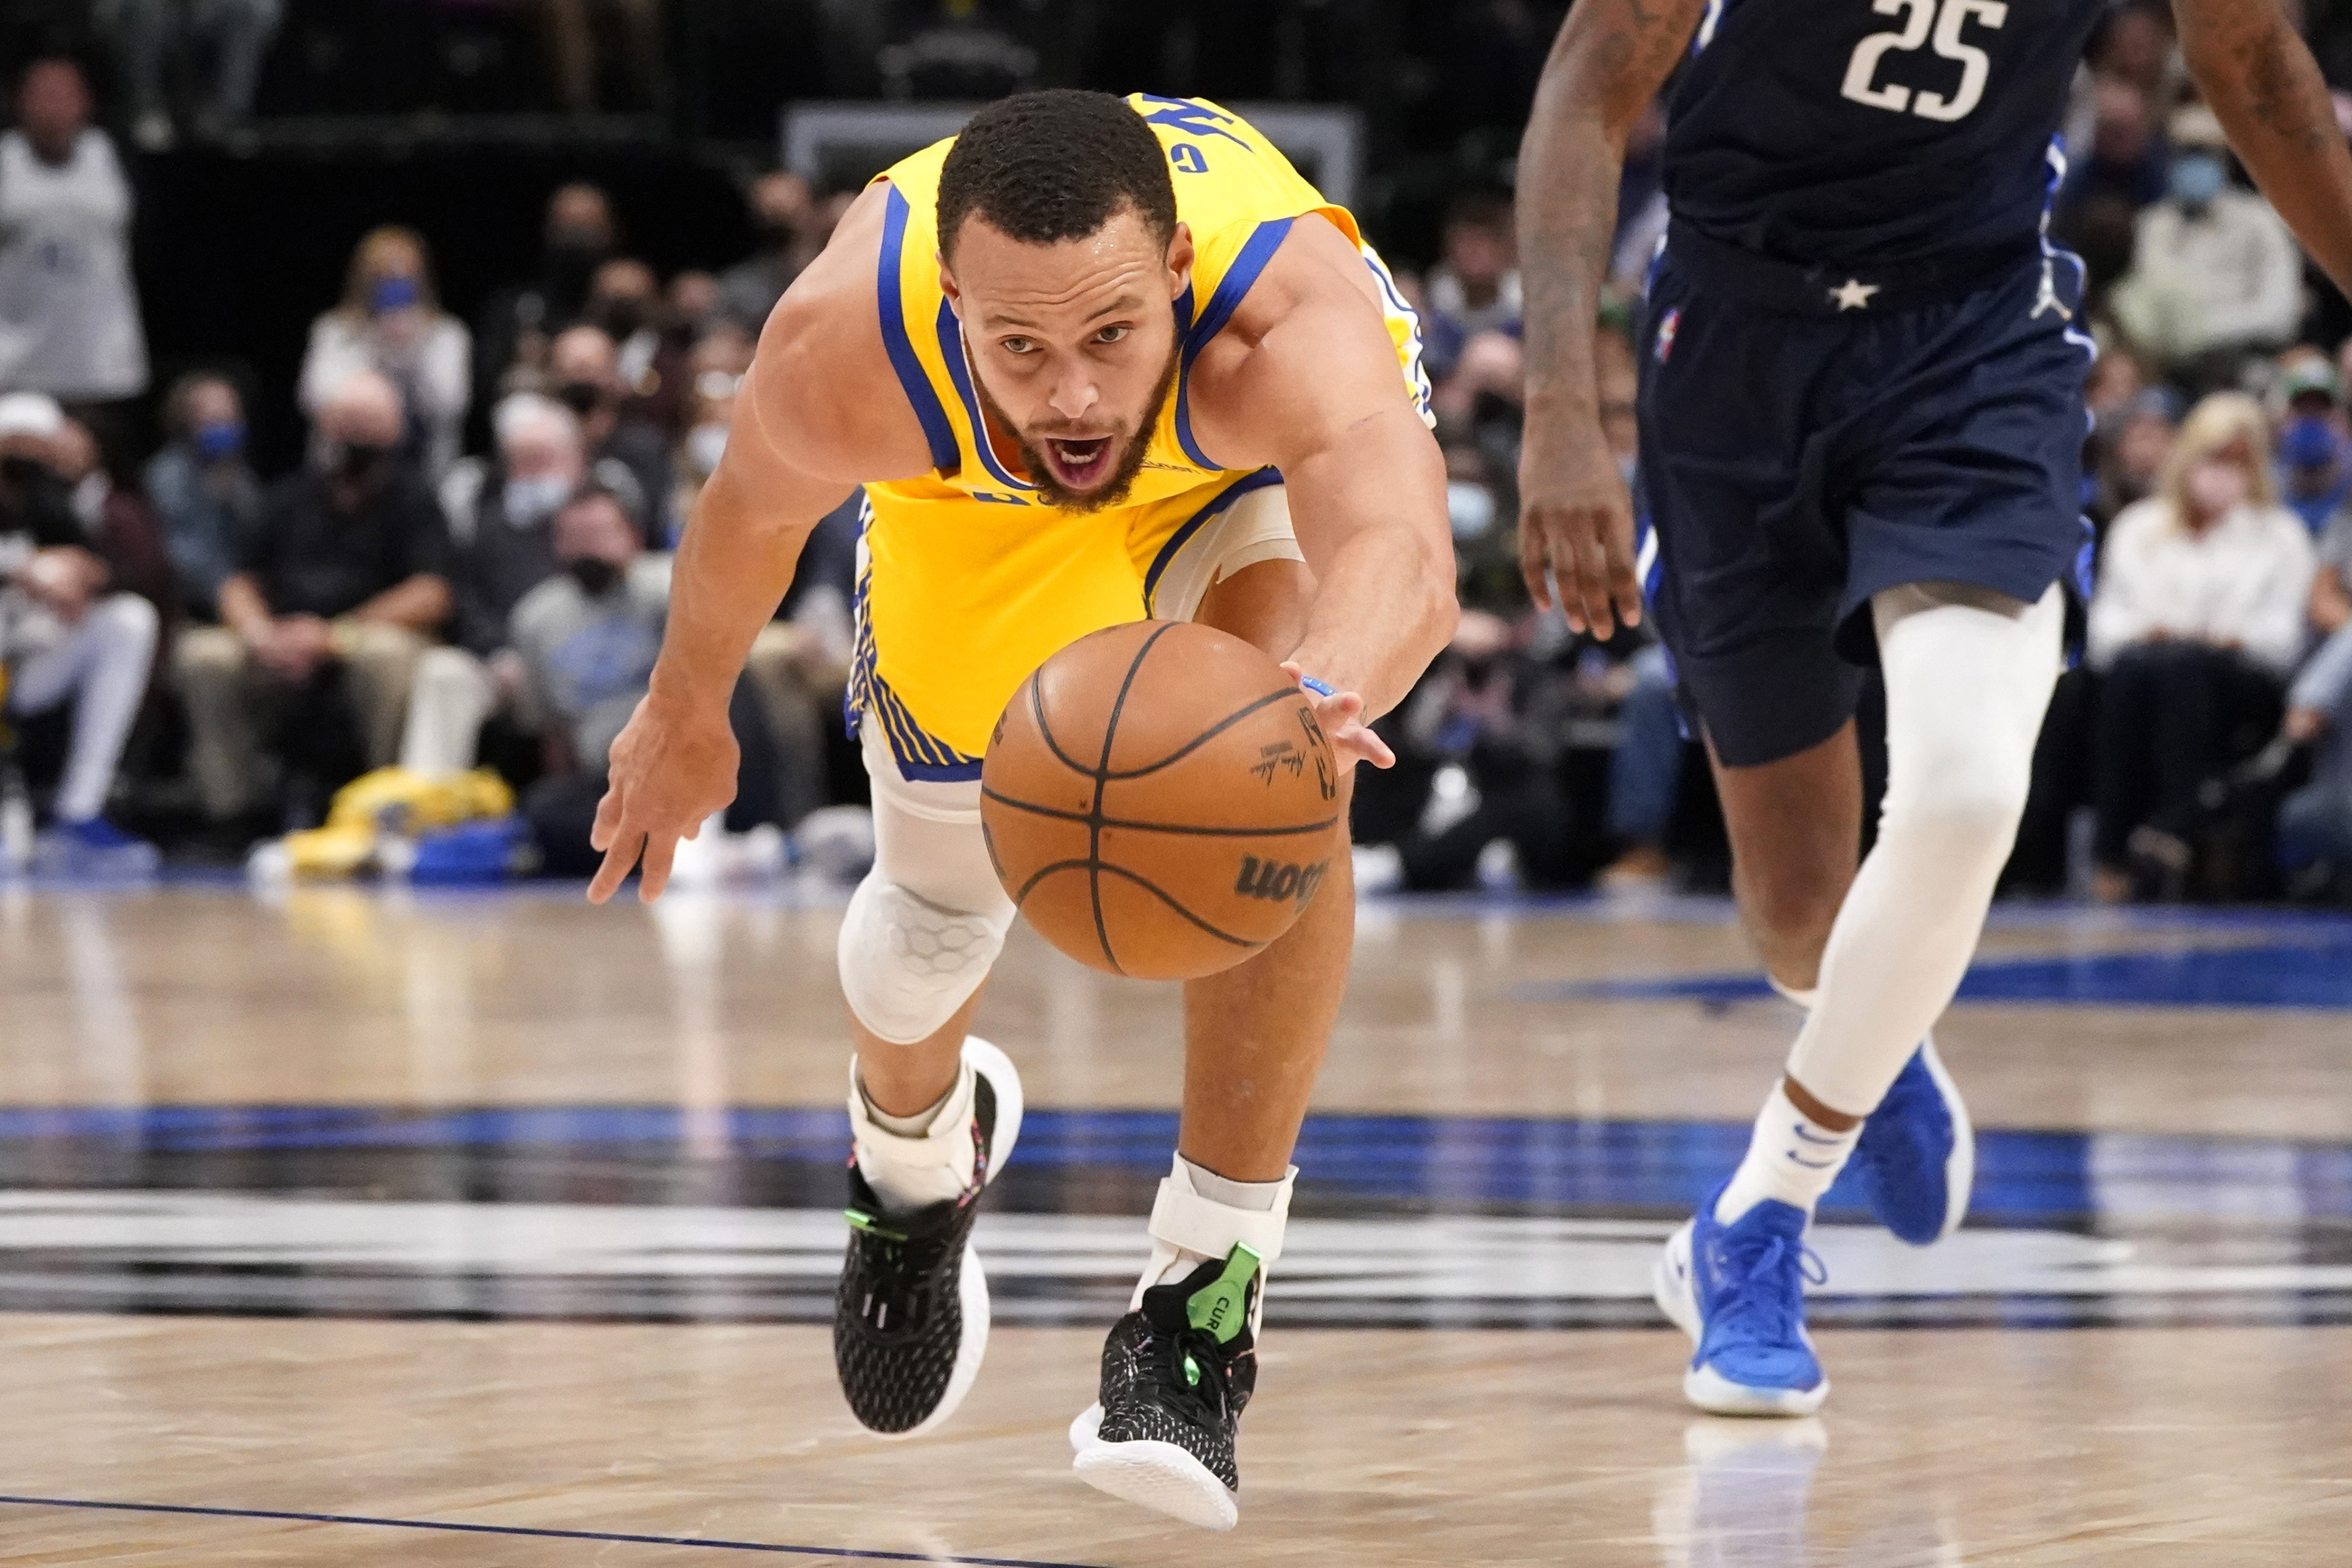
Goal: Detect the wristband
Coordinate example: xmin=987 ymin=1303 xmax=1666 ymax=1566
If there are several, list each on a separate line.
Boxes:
xmin=1297 ymin=675 xmax=1336 ymax=697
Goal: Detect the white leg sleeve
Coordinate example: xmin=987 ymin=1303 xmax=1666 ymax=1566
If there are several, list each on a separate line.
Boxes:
xmin=1782 ymin=582 xmax=2064 ymax=1117
xmin=837 ymin=722 xmax=1017 ymax=1045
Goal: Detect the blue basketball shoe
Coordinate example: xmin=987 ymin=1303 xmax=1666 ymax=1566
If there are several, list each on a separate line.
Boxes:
xmin=1850 ymin=1038 xmax=1973 ymax=1246
xmin=1654 ymin=1183 xmax=1829 ymax=1417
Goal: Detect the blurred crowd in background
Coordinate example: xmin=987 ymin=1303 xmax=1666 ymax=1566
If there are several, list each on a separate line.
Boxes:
xmin=4 ymin=1 xmax=2352 ymax=908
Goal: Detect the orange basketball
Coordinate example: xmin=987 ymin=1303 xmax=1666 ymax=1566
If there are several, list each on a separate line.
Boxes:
xmin=980 ymin=621 xmax=1343 ymax=981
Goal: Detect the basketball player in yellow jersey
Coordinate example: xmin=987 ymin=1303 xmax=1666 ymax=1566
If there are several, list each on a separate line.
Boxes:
xmin=587 ymin=90 xmax=1454 ymax=1529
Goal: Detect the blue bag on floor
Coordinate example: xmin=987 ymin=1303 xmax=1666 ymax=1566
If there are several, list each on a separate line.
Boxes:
xmin=408 ymin=816 xmax=535 ymax=884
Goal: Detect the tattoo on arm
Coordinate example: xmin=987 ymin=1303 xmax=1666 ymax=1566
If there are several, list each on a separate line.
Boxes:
xmin=2176 ymin=0 xmax=2352 ymax=299
xmin=1517 ymin=0 xmax=1706 ymax=415
xmin=2180 ymin=0 xmax=2331 ymax=152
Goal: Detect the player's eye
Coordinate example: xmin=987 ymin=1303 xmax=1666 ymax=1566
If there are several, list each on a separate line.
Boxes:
xmin=1001 ymin=336 xmax=1036 ymax=355
xmin=1093 ymin=324 xmax=1131 ymax=345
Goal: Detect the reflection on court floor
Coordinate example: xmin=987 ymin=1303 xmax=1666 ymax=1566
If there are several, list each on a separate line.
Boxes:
xmin=0 ymin=887 xmax=2348 ymax=1562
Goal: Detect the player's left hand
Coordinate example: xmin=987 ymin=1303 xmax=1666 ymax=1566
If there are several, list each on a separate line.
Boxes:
xmin=1283 ymin=663 xmax=1395 ymax=771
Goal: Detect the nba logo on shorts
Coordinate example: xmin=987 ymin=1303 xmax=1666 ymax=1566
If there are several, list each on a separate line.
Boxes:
xmin=1654 ymin=308 xmax=1679 ymax=363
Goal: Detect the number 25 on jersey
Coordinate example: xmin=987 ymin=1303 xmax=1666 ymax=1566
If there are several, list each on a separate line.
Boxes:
xmin=1842 ymin=0 xmax=2007 ymax=124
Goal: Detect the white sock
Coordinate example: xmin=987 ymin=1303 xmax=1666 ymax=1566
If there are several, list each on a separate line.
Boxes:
xmin=1132 ymin=1155 xmax=1294 ymax=1325
xmin=1768 ymin=976 xmax=1819 ymax=1011
xmin=847 ymin=1053 xmax=976 ymax=1213
xmin=1779 ymin=585 xmax=2062 ymax=1117
xmin=1715 ymin=1080 xmax=1860 ymax=1225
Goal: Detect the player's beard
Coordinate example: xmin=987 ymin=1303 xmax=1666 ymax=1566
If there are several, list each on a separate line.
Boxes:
xmin=975 ymin=339 xmax=1181 ymax=514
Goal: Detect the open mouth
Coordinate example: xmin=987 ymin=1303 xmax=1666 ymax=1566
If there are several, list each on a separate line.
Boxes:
xmin=1041 ymin=436 xmax=1114 ymax=490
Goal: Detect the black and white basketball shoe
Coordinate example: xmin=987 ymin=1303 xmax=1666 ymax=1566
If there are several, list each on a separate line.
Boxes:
xmin=832 ymin=1037 xmax=1023 ymax=1438
xmin=1069 ymin=1244 xmax=1263 ymax=1531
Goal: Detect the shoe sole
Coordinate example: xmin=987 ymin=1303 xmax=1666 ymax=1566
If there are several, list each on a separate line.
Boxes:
xmin=1653 ymin=1220 xmax=1830 ymax=1419
xmin=1917 ymin=1037 xmax=1975 ymax=1246
xmin=1068 ymin=1403 xmax=1238 ymax=1531
xmin=871 ymin=1036 xmax=1024 ymax=1444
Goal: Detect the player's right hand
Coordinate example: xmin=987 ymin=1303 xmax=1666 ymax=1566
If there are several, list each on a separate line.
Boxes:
xmin=587 ymin=693 xmax=741 ymax=905
xmin=1517 ymin=421 xmax=1643 ymax=639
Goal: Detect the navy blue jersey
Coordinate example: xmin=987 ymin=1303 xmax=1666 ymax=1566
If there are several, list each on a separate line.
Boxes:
xmin=1665 ymin=0 xmax=2111 ymax=267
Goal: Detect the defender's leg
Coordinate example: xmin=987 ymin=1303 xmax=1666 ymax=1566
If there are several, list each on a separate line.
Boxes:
xmin=1707 ymin=720 xmax=1863 ymax=1001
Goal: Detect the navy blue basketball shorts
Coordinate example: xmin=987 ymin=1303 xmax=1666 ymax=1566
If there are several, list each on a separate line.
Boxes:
xmin=1635 ymin=230 xmax=2095 ymax=769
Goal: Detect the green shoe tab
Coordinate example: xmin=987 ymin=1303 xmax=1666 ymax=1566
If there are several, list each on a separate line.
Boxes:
xmin=844 ymin=1209 xmax=908 ymax=1243
xmin=1186 ymin=1243 xmax=1263 ymax=1344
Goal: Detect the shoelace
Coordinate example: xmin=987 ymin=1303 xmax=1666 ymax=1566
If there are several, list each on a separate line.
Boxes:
xmin=1135 ymin=1322 xmax=1237 ymax=1429
xmin=1713 ymin=1233 xmax=1827 ymax=1344
xmin=844 ymin=1207 xmax=963 ymax=1335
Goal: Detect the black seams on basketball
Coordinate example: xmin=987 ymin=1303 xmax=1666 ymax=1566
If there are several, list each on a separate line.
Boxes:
xmin=980 ymin=619 xmax=1342 ymax=981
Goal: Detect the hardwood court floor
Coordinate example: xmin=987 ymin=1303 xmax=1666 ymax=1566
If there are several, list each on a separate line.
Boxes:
xmin=0 ymin=1316 xmax=2348 ymax=1565
xmin=1 ymin=884 xmax=2350 ymax=1562
xmin=6 ymin=885 xmax=2350 ymax=1133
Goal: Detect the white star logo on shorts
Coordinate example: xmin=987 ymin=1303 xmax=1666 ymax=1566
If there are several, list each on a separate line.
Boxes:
xmin=1830 ymin=278 xmax=1882 ymax=312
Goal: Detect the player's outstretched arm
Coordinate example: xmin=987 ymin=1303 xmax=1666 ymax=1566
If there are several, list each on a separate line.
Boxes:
xmin=1189 ymin=215 xmax=1457 ymax=767
xmin=2176 ymin=0 xmax=2352 ymax=298
xmin=588 ymin=187 xmax=920 ymax=905
xmin=1515 ymin=0 xmax=1706 ymax=637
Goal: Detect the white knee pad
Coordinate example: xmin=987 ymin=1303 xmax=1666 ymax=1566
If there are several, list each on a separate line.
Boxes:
xmin=837 ymin=871 xmax=1012 ymax=1045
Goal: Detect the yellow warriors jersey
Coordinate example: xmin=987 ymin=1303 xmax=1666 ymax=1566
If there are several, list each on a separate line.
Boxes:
xmin=849 ymin=93 xmax=1432 ymax=780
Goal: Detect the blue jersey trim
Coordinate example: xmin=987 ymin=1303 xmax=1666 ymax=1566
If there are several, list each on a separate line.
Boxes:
xmin=933 ymin=299 xmax=1036 ymax=492
xmin=1360 ymin=246 xmax=1434 ymax=420
xmin=1174 ymin=217 xmax=1295 ymax=471
xmin=877 ymin=186 xmax=962 ymax=476
xmin=1142 ymin=467 xmax=1283 ymax=611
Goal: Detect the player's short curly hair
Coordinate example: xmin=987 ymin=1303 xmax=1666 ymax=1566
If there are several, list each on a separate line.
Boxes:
xmin=937 ymin=90 xmax=1177 ymax=262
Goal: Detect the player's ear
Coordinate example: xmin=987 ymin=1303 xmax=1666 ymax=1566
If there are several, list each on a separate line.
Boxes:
xmin=1165 ymin=221 xmax=1195 ymax=299
xmin=937 ymin=252 xmax=962 ymax=315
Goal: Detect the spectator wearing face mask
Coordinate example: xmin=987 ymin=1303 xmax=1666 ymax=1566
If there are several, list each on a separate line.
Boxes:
xmin=477 ymin=183 xmax=616 ymax=420
xmin=48 ymin=416 xmax=174 ymax=632
xmin=586 ymin=258 xmax=688 ymax=439
xmin=2057 ymin=77 xmax=2170 ymax=221
xmin=146 ymin=373 xmax=262 ymax=622
xmin=546 ymin=323 xmax=671 ymax=542
xmin=400 ymin=393 xmax=589 ymax=778
xmin=0 ymin=394 xmax=162 ymax=873
xmin=300 ymin=227 xmax=473 ymax=481
xmin=2278 ymin=506 xmax=2352 ymax=898
xmin=2110 ymin=110 xmax=2302 ymax=379
xmin=2273 ymin=353 xmax=2351 ymax=535
xmin=1422 ymin=191 xmax=1522 ymax=385
xmin=673 ymin=331 xmax=751 ymax=509
xmin=718 ymin=171 xmax=816 ymax=335
xmin=2090 ymin=385 xmax=2182 ymax=528
xmin=2088 ymin=393 xmax=2316 ymax=900
xmin=173 ymin=371 xmax=451 ymax=830
xmin=510 ymin=486 xmax=707 ymax=872
xmin=0 ymin=57 xmax=150 ymax=410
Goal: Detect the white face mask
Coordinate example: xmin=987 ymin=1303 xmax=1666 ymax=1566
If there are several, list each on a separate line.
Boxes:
xmin=2185 ymin=459 xmax=2249 ymax=519
xmin=685 ymin=421 xmax=729 ymax=480
xmin=502 ymin=472 xmax=571 ymax=528
xmin=71 ymin=471 xmax=110 ymax=532
xmin=1447 ymin=479 xmax=1496 ymax=540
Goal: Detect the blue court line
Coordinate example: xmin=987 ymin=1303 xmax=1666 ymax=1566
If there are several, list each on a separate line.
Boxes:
xmin=0 ymin=1494 xmax=1107 ymax=1566
xmin=10 ymin=1104 xmax=2352 ymax=1223
xmin=1517 ymin=934 xmax=2352 ymax=1010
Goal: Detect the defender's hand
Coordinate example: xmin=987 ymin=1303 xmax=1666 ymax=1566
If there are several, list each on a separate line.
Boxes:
xmin=1518 ymin=420 xmax=1642 ymax=638
xmin=1282 ymin=663 xmax=1395 ymax=772
xmin=587 ymin=693 xmax=739 ymax=905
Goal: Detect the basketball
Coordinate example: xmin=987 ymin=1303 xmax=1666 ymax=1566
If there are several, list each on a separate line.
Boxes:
xmin=980 ymin=620 xmax=1343 ymax=980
